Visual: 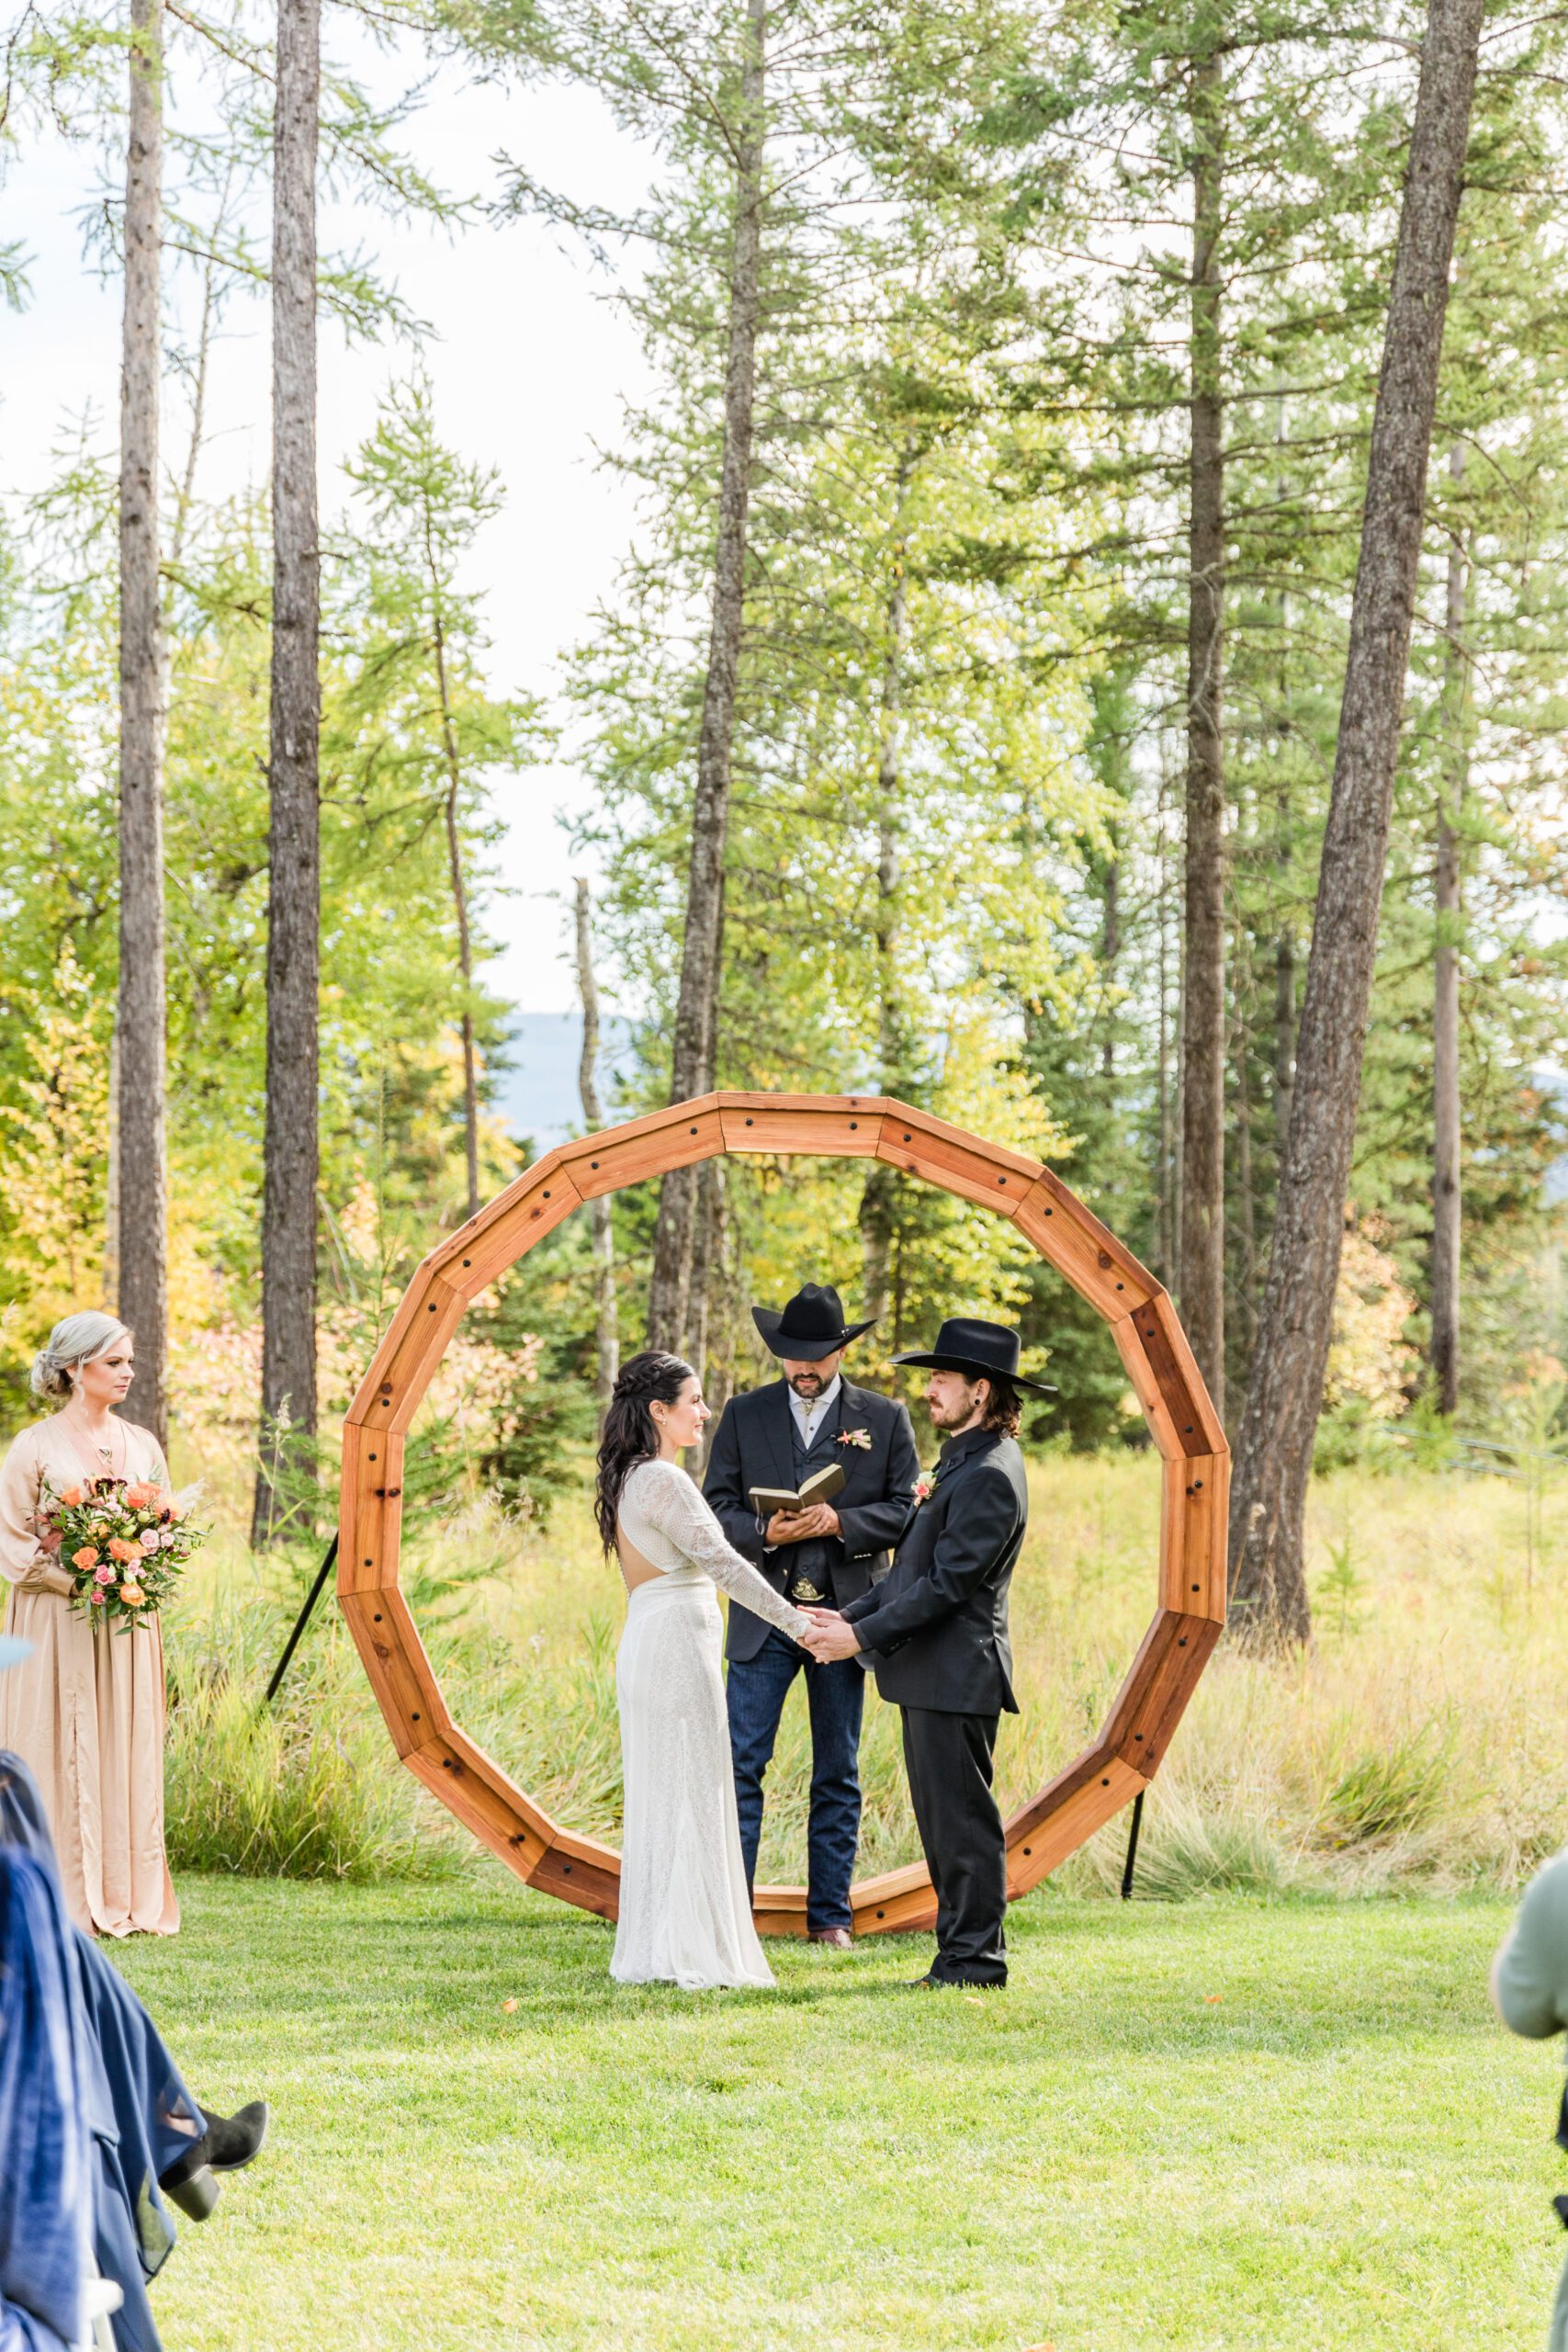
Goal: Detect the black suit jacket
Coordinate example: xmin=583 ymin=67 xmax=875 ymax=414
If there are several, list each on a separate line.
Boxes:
xmin=703 ymin=1378 xmax=920 ymax=1663
xmin=841 ymin=1427 xmax=1026 ymax=1714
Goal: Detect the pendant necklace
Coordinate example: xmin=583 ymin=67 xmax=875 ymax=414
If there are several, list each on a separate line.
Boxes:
xmin=74 ymin=1413 xmax=123 ymax=1479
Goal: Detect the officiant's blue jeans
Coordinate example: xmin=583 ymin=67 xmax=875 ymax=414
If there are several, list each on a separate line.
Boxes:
xmin=726 ymin=1630 xmax=864 ymax=1933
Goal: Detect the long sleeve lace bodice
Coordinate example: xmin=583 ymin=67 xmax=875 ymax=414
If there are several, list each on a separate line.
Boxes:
xmin=619 ymin=1460 xmax=812 ymax=1644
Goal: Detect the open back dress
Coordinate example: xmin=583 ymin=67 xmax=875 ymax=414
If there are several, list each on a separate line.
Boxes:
xmin=613 ymin=1458 xmax=814 ymax=1990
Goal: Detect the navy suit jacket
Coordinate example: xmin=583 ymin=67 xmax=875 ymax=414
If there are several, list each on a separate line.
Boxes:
xmin=842 ymin=1426 xmax=1026 ymax=1714
xmin=703 ymin=1377 xmax=919 ymax=1662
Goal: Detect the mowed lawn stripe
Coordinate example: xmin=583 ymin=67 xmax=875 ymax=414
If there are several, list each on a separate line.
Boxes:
xmin=115 ymin=1880 xmax=1561 ymax=2350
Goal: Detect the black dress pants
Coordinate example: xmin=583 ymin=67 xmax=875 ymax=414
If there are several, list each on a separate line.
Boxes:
xmin=900 ymin=1706 xmax=1007 ymax=1984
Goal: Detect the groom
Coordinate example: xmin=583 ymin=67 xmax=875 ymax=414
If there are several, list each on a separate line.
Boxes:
xmin=802 ymin=1319 xmax=1050 ymax=1987
xmin=704 ymin=1283 xmax=919 ymax=1945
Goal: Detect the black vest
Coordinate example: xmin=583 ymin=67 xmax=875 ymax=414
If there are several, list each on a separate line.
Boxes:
xmin=783 ymin=1403 xmax=841 ymax=1603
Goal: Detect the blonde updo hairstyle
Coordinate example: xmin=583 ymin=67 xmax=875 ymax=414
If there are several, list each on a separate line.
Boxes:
xmin=30 ymin=1312 xmax=133 ymax=1405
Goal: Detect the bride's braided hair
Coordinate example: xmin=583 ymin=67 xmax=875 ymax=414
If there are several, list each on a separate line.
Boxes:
xmin=593 ymin=1351 xmax=695 ymax=1554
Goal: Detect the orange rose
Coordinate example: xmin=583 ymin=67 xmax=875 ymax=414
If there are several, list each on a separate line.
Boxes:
xmin=107 ymin=1538 xmax=138 ymax=1563
xmin=59 ymin=1485 xmax=84 ymax=1509
xmin=123 ymin=1482 xmax=154 ymax=1510
xmin=71 ymin=1544 xmax=99 ymax=1572
xmin=118 ymin=1584 xmax=145 ymax=1607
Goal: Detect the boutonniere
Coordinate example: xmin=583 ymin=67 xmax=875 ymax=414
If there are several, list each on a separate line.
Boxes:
xmin=837 ymin=1427 xmax=874 ymax=1451
xmin=912 ymin=1466 xmax=941 ymax=1504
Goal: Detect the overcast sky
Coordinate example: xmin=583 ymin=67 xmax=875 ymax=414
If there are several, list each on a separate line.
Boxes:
xmin=4 ymin=28 xmax=658 ymax=1015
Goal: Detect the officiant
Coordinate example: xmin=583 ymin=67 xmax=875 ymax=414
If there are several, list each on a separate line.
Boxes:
xmin=704 ymin=1283 xmax=919 ymax=1945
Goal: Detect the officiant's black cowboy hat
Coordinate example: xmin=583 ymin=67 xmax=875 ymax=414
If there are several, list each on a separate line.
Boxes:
xmin=893 ymin=1317 xmax=1056 ymax=1395
xmin=752 ymin=1283 xmax=877 ymax=1362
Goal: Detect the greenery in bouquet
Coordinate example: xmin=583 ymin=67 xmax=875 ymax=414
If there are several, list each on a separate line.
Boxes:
xmin=39 ymin=1475 xmax=205 ymax=1629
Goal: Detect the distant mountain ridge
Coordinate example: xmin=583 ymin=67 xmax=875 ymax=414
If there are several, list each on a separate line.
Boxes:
xmin=495 ymin=1012 xmax=637 ymax=1148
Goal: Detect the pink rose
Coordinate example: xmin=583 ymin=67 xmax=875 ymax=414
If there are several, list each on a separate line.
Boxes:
xmin=95 ymin=1564 xmax=115 ymax=1585
xmin=140 ymin=1528 xmax=161 ymax=1551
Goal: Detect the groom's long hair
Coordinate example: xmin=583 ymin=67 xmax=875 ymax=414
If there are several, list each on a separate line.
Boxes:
xmin=593 ymin=1351 xmax=696 ymax=1554
xmin=981 ymin=1377 xmax=1021 ymax=1441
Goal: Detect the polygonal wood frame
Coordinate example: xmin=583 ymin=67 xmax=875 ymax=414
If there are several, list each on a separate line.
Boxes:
xmin=338 ymin=1091 xmax=1229 ymax=1937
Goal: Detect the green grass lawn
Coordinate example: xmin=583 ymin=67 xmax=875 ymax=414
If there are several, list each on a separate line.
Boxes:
xmin=116 ymin=1878 xmax=1563 ymax=2352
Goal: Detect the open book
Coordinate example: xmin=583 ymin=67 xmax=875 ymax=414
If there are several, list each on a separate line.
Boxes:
xmin=748 ymin=1462 xmax=847 ymax=1519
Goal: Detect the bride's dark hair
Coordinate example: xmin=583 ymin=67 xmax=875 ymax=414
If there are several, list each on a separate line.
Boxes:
xmin=593 ymin=1350 xmax=696 ymax=1554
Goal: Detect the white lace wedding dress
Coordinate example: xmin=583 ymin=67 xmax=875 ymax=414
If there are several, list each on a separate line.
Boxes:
xmin=613 ymin=1457 xmax=814 ymax=1990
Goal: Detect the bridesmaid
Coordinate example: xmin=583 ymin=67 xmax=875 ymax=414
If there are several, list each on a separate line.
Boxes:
xmin=0 ymin=1311 xmax=179 ymax=1937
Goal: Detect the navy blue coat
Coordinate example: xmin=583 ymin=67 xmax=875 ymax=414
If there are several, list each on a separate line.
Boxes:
xmin=703 ymin=1378 xmax=919 ymax=1663
xmin=841 ymin=1426 xmax=1026 ymax=1714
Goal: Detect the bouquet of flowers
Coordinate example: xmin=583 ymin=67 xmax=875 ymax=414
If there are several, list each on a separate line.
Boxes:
xmin=38 ymin=1475 xmax=205 ymax=1628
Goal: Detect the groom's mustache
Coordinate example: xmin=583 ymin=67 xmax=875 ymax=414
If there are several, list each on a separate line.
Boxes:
xmin=788 ymin=1374 xmax=824 ymax=1396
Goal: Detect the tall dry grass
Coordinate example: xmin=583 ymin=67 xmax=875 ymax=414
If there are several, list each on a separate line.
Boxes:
xmin=162 ymin=1451 xmax=1568 ymax=1897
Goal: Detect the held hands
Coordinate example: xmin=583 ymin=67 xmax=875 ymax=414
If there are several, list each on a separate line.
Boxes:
xmin=766 ymin=1503 xmax=841 ymax=1545
xmin=797 ymin=1607 xmax=862 ymax=1663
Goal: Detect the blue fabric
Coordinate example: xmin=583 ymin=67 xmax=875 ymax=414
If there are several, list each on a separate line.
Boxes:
xmin=0 ymin=1846 xmax=90 ymax=2352
xmin=726 ymin=1628 xmax=865 ymax=1931
xmin=0 ymin=1756 xmax=189 ymax=2352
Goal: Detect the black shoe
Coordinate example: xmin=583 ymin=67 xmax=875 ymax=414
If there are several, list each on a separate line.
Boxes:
xmin=160 ymin=2161 xmax=221 ymax=2222
xmin=200 ymin=2100 xmax=269 ymax=2173
xmin=159 ymin=2099 xmax=268 ymax=2219
xmin=910 ymin=1972 xmax=1006 ymax=1991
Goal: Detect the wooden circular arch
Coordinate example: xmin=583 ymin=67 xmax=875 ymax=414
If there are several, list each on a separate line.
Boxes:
xmin=338 ymin=1092 xmax=1229 ymax=1938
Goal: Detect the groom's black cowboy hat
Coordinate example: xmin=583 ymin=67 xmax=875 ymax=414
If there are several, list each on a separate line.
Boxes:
xmin=893 ymin=1317 xmax=1056 ymax=1395
xmin=751 ymin=1282 xmax=877 ymax=1363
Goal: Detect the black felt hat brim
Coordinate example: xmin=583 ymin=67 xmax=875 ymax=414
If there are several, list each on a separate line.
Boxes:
xmin=892 ymin=1349 xmax=1057 ymax=1396
xmin=752 ymin=1306 xmax=878 ymax=1360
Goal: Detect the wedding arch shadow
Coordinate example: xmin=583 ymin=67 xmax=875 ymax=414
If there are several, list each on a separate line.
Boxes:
xmin=337 ymin=1092 xmax=1229 ymax=1938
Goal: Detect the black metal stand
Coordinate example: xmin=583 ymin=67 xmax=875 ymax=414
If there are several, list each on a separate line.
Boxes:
xmin=264 ymin=1534 xmax=338 ymax=1705
xmin=1120 ymin=1787 xmax=1145 ymax=1900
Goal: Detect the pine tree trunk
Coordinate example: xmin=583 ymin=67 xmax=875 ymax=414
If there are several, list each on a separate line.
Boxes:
xmin=1233 ymin=989 xmax=1257 ymax=1381
xmin=430 ymin=577 xmax=480 ymax=1221
xmin=1228 ymin=0 xmax=1483 ymax=1644
xmin=1100 ymin=845 xmax=1120 ymax=1086
xmin=1156 ymin=752 xmax=1175 ymax=1284
xmin=1270 ymin=411 xmax=1297 ymax=1191
xmin=1431 ymin=459 xmax=1467 ymax=1416
xmin=1173 ymin=937 xmax=1187 ymax=1280
xmin=1180 ymin=39 xmax=1227 ymax=1417
xmin=116 ymin=0 xmax=168 ymax=1450
xmin=1273 ymin=919 xmax=1296 ymax=1163
xmin=860 ymin=452 xmax=913 ymax=1326
xmin=253 ymin=0 xmax=321 ymax=1545
xmin=646 ymin=0 xmax=765 ymax=1352
xmin=574 ymin=877 xmax=618 ymax=1415
xmin=104 ymin=1026 xmax=122 ymax=1313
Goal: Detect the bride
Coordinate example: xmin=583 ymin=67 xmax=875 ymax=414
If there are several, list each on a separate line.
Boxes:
xmin=595 ymin=1351 xmax=820 ymax=1990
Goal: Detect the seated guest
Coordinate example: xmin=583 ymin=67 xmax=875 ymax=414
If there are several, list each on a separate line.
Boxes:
xmin=1493 ymin=1847 xmax=1568 ymax=2351
xmin=0 ymin=1757 xmax=90 ymax=2352
xmin=0 ymin=1728 xmax=267 ymax=2351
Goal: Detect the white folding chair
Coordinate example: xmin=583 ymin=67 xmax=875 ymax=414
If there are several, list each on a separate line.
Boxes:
xmin=79 ymin=2269 xmax=123 ymax=2352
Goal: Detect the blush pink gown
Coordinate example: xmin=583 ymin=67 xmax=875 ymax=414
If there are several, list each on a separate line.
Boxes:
xmin=0 ymin=1414 xmax=180 ymax=1936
